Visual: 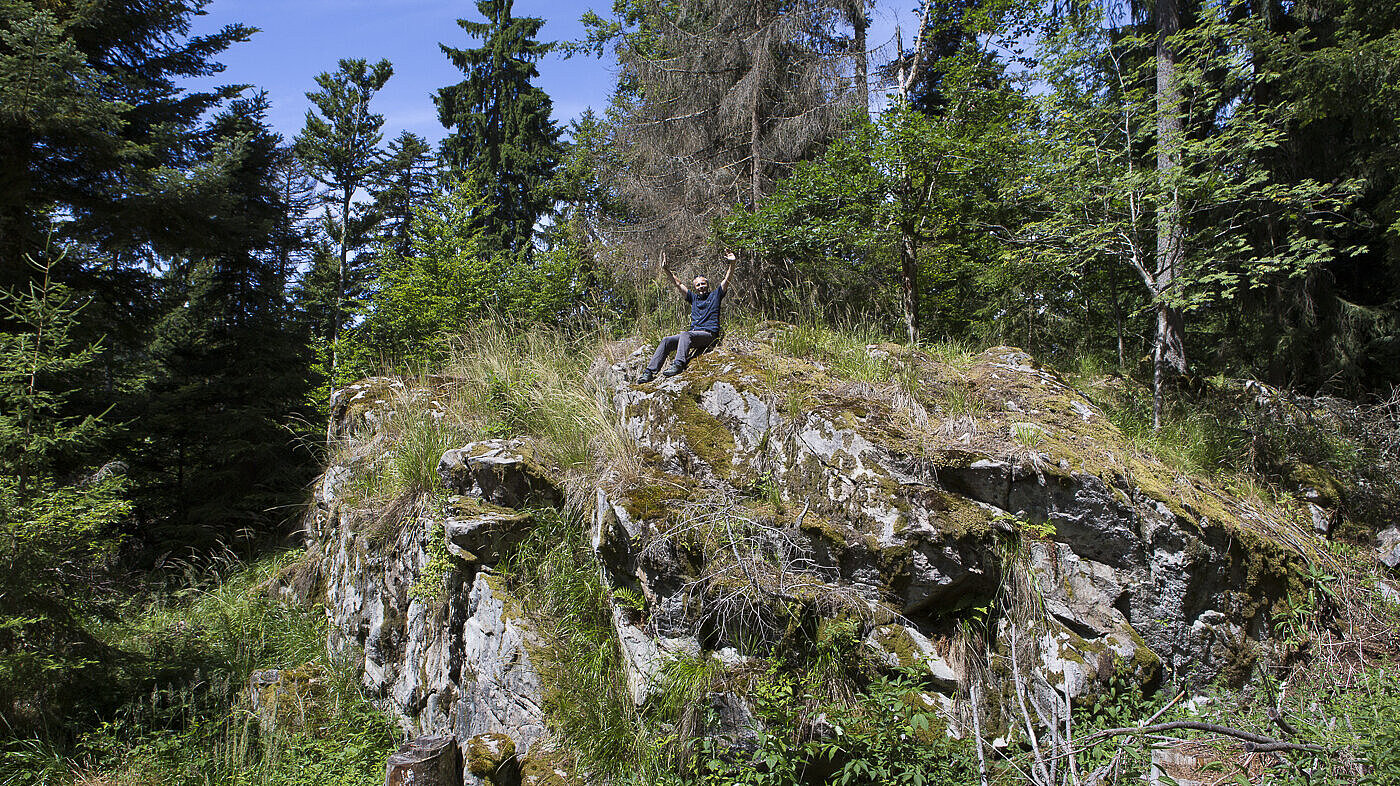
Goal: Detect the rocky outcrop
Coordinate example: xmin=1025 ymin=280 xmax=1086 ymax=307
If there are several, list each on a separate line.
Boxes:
xmin=304 ymin=390 xmax=553 ymax=784
xmin=588 ymin=339 xmax=1304 ymax=709
xmin=303 ymin=331 xmax=1312 ymax=775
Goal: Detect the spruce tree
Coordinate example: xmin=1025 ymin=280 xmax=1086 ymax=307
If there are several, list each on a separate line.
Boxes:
xmin=138 ymin=95 xmax=317 ymax=552
xmin=293 ymin=58 xmax=393 ymax=378
xmin=0 ymin=0 xmax=253 ymax=293
xmin=374 ymin=131 xmax=438 ymax=260
xmin=0 ymin=250 xmax=129 ymax=731
xmin=436 ymin=0 xmax=562 ymax=257
xmin=577 ymin=0 xmax=863 ymax=308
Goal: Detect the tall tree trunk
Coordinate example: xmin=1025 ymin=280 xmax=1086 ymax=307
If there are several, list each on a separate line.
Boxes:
xmin=750 ymin=100 xmax=762 ymax=210
xmin=1152 ymin=301 xmax=1186 ymax=428
xmin=1154 ymin=0 xmax=1188 ymax=429
xmin=900 ymin=231 xmax=920 ymax=345
xmin=851 ymin=0 xmax=868 ymax=118
xmin=1108 ymin=266 xmax=1127 ymax=370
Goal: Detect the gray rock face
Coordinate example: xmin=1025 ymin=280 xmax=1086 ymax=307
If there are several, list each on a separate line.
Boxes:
xmin=1379 ymin=526 xmax=1400 ymax=569
xmin=303 ymin=340 xmax=1308 ymax=771
xmin=306 ymin=401 xmax=551 ymax=782
xmin=438 ymin=440 xmax=562 ymax=509
xmin=589 ymin=340 xmax=1300 ymax=695
xmin=444 ymin=504 xmax=534 ymax=566
xmin=864 ymin=624 xmax=963 ymax=692
xmin=453 ymin=573 xmax=546 ymax=750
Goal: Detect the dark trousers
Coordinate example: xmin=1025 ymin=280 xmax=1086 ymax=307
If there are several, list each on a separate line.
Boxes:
xmin=647 ymin=330 xmax=715 ymax=373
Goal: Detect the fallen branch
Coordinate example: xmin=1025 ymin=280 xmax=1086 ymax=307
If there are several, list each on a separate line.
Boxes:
xmin=1084 ymin=721 xmax=1327 ymax=753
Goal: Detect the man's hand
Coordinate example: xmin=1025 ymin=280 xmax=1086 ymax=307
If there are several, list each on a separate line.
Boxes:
xmin=660 ymin=249 xmax=669 ymax=271
xmin=724 ymin=251 xmax=737 ymax=263
xmin=721 ymin=250 xmax=737 ymax=290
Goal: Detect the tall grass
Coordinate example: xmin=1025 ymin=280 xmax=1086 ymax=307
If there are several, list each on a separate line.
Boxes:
xmin=332 ymin=323 xmax=628 ymax=531
xmin=501 ymin=511 xmax=663 ymax=782
xmin=771 ymin=320 xmax=900 ymax=383
xmin=439 ymin=324 xmax=628 ymax=509
xmin=0 ymin=553 xmax=398 ymax=786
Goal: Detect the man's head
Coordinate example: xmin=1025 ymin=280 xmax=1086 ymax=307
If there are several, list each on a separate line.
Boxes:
xmin=692 ymin=276 xmax=711 ymax=295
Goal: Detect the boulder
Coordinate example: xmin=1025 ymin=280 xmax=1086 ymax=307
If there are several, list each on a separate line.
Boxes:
xmin=465 ymin=733 xmax=519 ymax=786
xmin=1379 ymin=526 xmax=1400 ymax=569
xmin=305 ymin=337 xmax=1311 ymax=772
xmin=444 ymin=500 xmax=534 ymax=566
xmin=453 ymin=572 xmax=547 ymax=753
xmin=311 ymin=405 xmax=549 ymax=759
xmin=438 ymin=440 xmax=561 ymax=509
xmin=864 ymin=624 xmax=963 ymax=693
xmin=589 ymin=340 xmax=1300 ymax=687
xmin=329 ymin=377 xmax=407 ymax=441
xmin=248 ymin=663 xmax=327 ymax=735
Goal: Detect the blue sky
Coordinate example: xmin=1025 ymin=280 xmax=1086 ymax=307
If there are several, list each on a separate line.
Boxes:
xmin=188 ymin=1 xmax=913 ymax=145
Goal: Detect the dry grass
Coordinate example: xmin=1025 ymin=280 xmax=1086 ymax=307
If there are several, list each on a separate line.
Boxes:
xmin=327 ymin=324 xmax=637 ymax=521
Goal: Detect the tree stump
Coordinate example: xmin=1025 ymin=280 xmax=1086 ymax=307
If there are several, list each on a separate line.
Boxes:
xmin=385 ymin=734 xmax=461 ymax=786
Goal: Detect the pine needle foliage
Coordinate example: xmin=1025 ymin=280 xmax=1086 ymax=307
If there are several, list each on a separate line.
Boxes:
xmin=436 ymin=0 xmax=563 ymax=257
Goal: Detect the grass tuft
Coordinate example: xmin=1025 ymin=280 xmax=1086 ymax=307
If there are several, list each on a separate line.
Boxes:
xmin=1 ymin=552 xmax=398 ymax=786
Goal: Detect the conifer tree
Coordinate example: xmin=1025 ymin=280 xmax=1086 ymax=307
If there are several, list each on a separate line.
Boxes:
xmin=436 ymin=0 xmax=562 ymax=257
xmin=577 ymin=0 xmax=864 ymax=308
xmin=269 ymin=146 xmax=320 ymax=281
xmin=374 ymin=131 xmax=438 ymax=260
xmin=0 ymin=0 xmax=253 ymax=293
xmin=138 ymin=95 xmax=317 ymax=552
xmin=293 ymin=58 xmax=393 ymax=377
xmin=0 ymin=249 xmax=129 ymax=731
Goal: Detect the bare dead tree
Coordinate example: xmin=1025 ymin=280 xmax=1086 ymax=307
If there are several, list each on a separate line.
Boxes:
xmin=588 ymin=0 xmax=871 ymax=311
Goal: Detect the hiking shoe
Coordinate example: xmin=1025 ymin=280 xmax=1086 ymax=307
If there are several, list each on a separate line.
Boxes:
xmin=661 ymin=361 xmax=687 ymax=377
xmin=637 ymin=368 xmax=656 ymax=383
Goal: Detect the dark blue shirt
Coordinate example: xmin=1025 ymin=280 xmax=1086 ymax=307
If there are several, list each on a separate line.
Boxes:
xmin=686 ymin=284 xmax=725 ymax=333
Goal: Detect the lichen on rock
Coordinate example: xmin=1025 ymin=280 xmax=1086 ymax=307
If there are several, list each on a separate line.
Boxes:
xmin=301 ymin=330 xmax=1322 ymax=780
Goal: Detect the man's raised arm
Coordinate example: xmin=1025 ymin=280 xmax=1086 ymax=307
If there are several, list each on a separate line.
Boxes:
xmin=720 ymin=250 xmax=737 ymax=291
xmin=660 ymin=250 xmax=689 ymax=297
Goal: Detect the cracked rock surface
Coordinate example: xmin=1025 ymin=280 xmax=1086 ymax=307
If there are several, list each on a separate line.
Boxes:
xmin=303 ymin=331 xmax=1315 ymax=774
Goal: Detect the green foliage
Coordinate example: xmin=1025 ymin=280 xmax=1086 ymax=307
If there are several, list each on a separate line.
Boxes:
xmin=718 ymin=3 xmax=1032 ymax=341
xmin=651 ymin=653 xmax=724 ymax=728
xmin=440 ymin=325 xmax=621 ymax=477
xmin=292 ymin=57 xmax=394 ymax=379
xmin=1067 ymin=672 xmax=1157 ymax=781
xmin=770 ymin=322 xmax=907 ymax=384
xmin=0 ymin=553 xmax=398 ymax=786
xmin=436 ymin=0 xmax=562 ymax=256
xmin=410 ymin=525 xmax=453 ymax=603
xmin=353 ymin=184 xmax=592 ymax=369
xmin=0 ymin=0 xmax=253 ymax=291
xmin=503 ymin=509 xmax=661 ymax=780
xmin=677 ymin=668 xmax=983 ymax=786
xmin=135 ymin=95 xmax=319 ymax=554
xmin=1028 ymin=7 xmax=1358 ymax=375
xmin=1360 ymin=679 xmax=1400 ymax=785
xmin=374 ymin=131 xmax=438 ymax=259
xmin=390 ymin=417 xmax=459 ymax=497
xmin=0 ymin=253 xmax=130 ymax=732
xmin=1106 ymin=394 xmax=1248 ymax=478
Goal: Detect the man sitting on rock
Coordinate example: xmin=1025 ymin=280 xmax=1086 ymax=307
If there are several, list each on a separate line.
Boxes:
xmin=638 ymin=249 xmax=736 ymax=383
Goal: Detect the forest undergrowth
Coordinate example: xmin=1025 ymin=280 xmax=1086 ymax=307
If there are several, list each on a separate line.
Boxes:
xmin=8 ymin=318 xmax=1400 ymax=785
xmin=0 ymin=554 xmax=397 ymax=786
